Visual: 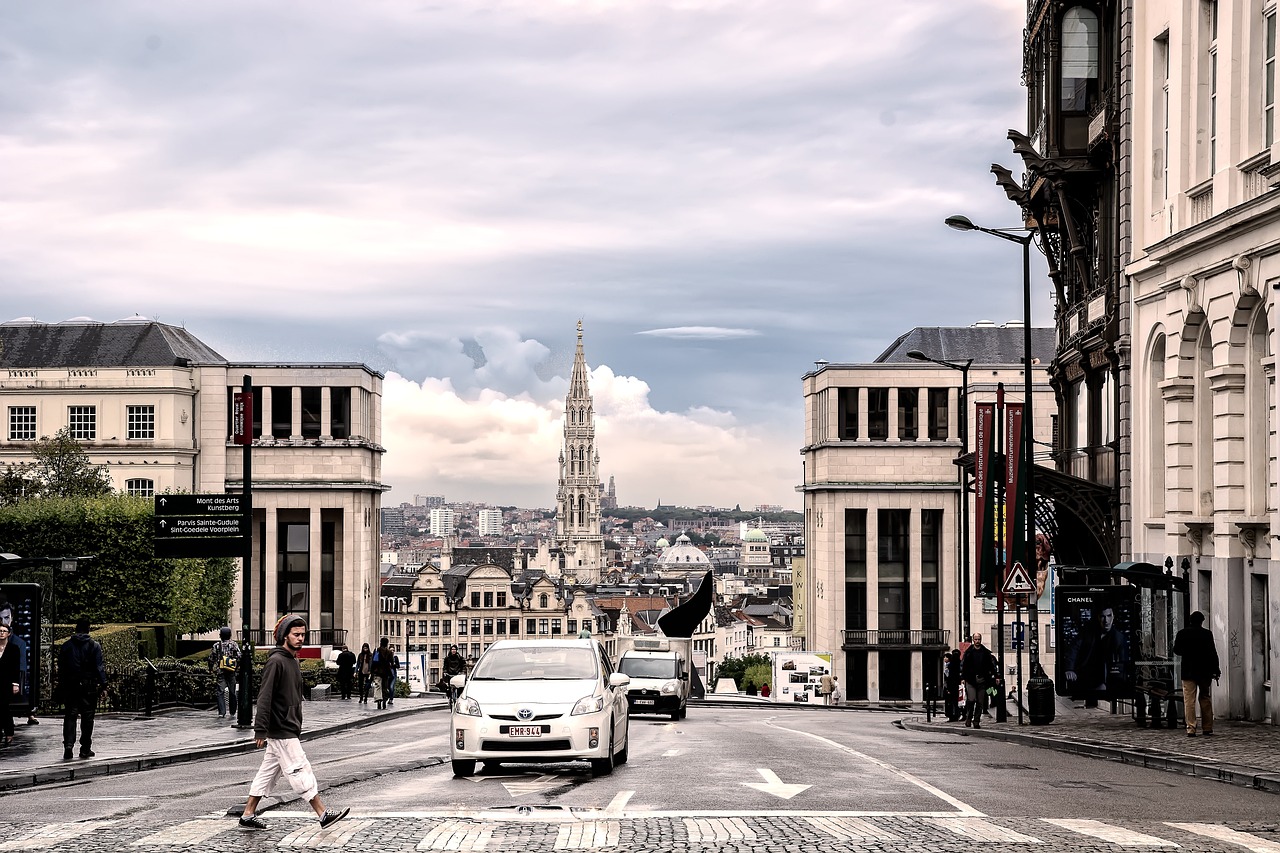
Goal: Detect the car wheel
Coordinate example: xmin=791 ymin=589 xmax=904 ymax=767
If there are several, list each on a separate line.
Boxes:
xmin=452 ymin=759 xmax=475 ymax=777
xmin=678 ymin=705 xmax=687 ymax=720
xmin=669 ymin=707 xmax=680 ymax=721
xmin=590 ymin=729 xmax=615 ymax=777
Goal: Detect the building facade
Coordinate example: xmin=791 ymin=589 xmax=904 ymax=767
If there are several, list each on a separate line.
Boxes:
xmin=0 ymin=318 xmax=386 ymax=645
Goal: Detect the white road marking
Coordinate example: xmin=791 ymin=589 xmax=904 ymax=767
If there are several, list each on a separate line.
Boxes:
xmin=740 ymin=768 xmax=811 ymax=800
xmin=0 ymin=821 xmax=117 ymax=850
xmin=804 ymin=816 xmax=901 ymax=842
xmin=501 ymin=773 xmax=567 ymax=797
xmin=661 ymin=749 xmax=680 ymax=757
xmin=928 ymin=817 xmax=1043 ymax=843
xmin=418 ymin=820 xmax=493 ymax=850
xmin=1045 ymin=818 xmax=1179 ymax=846
xmin=279 ymin=818 xmax=373 ymax=847
xmin=683 ymin=817 xmax=757 ymax=843
xmin=603 ymin=791 xmax=634 ymax=815
xmin=1167 ymin=823 xmax=1280 ymax=852
xmin=761 ymin=719 xmax=982 ymax=815
xmin=555 ymin=820 xmax=620 ymax=849
xmin=130 ymin=819 xmax=231 ymax=847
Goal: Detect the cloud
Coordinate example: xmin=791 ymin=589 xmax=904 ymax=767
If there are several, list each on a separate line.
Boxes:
xmin=636 ymin=326 xmax=761 ymax=340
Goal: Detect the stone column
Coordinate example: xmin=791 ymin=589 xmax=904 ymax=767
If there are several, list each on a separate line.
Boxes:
xmin=310 ymin=505 xmax=323 ymax=639
xmin=263 ymin=505 xmax=279 ymax=627
xmin=321 ymin=387 xmax=333 ymax=441
xmin=948 ymin=386 xmax=959 ymax=443
xmin=291 ymin=387 xmax=303 ymax=440
xmin=857 ymin=387 xmax=869 ymax=442
xmin=260 ymin=387 xmax=273 ymax=440
xmin=887 ymin=388 xmax=900 ymax=443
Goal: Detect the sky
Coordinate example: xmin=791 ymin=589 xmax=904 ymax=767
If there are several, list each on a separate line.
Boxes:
xmin=1 ymin=0 xmax=1047 ymax=511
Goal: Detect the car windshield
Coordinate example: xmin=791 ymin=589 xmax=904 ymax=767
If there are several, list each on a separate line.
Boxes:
xmin=470 ymin=647 xmax=598 ymax=681
xmin=618 ymin=657 xmax=677 ymax=679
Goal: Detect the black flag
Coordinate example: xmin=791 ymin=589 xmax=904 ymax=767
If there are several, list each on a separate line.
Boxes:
xmin=657 ymin=570 xmax=714 ymax=638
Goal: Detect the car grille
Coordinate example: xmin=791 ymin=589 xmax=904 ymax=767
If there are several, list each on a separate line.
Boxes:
xmin=488 ymin=713 xmax=562 ymax=722
xmin=482 ymin=739 xmax=572 ymax=752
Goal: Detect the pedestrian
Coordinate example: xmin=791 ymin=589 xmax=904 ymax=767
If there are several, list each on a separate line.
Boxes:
xmin=960 ymin=633 xmax=997 ymax=729
xmin=372 ymin=638 xmax=393 ymax=710
xmin=208 ymin=626 xmax=240 ymax=720
xmin=0 ymin=622 xmax=19 ymax=747
xmin=356 ymin=643 xmax=373 ymax=704
xmin=57 ymin=617 xmax=106 ymax=760
xmin=335 ymin=644 xmax=357 ymax=700
xmin=441 ymin=644 xmax=466 ymax=704
xmin=0 ymin=596 xmax=37 ymax=727
xmin=1173 ymin=610 xmax=1220 ymax=737
xmin=760 ymin=683 xmax=770 ymax=698
xmin=829 ymin=676 xmax=841 ymax=707
xmin=238 ymin=614 xmax=349 ymax=831
xmin=943 ymin=648 xmax=963 ymax=722
xmin=819 ymin=669 xmax=834 ymax=706
xmin=387 ymin=647 xmax=400 ymax=707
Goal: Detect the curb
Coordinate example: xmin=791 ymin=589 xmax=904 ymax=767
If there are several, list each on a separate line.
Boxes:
xmin=0 ymin=702 xmax=444 ymax=793
xmin=898 ymin=716 xmax=1280 ymax=795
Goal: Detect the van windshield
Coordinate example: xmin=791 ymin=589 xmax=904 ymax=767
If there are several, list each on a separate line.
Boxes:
xmin=618 ymin=656 xmax=678 ymax=679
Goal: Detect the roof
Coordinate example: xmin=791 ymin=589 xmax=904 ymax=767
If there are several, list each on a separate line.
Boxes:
xmin=872 ymin=325 xmax=1056 ymax=367
xmin=0 ymin=319 xmax=227 ymax=368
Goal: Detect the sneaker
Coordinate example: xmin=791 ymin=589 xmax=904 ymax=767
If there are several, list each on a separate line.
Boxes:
xmin=63 ymin=748 xmax=73 ymax=761
xmin=239 ymin=815 xmax=268 ymax=830
xmin=319 ymin=808 xmax=350 ymax=829
xmin=79 ymin=749 xmax=95 ymax=758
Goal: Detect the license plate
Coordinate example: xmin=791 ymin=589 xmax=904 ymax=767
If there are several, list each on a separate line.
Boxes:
xmin=509 ymin=726 xmax=542 ymax=737
xmin=634 ymin=699 xmax=654 ymax=705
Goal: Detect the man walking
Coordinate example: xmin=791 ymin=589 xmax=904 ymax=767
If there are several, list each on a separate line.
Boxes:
xmin=208 ymin=626 xmax=240 ymax=720
xmin=238 ymin=614 xmax=349 ymax=831
xmin=335 ymin=644 xmax=356 ymax=700
xmin=58 ymin=618 xmax=106 ymax=760
xmin=1174 ymin=610 xmax=1220 ymax=737
xmin=960 ymin=633 xmax=997 ymax=729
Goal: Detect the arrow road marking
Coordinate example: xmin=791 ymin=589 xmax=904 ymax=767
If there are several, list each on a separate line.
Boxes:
xmin=740 ymin=768 xmax=810 ymax=800
xmin=502 ymin=774 xmax=566 ymax=797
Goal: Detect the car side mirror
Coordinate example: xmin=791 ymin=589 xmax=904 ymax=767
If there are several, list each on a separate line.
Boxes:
xmin=449 ymin=674 xmax=466 ymax=689
xmin=608 ymin=672 xmax=630 ymax=688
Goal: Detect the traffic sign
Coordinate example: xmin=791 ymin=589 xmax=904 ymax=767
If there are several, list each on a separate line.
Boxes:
xmin=1003 ymin=561 xmax=1035 ymax=594
xmin=154 ymin=494 xmax=244 ymax=515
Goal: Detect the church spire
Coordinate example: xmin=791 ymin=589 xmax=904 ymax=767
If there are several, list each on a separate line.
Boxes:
xmin=556 ymin=321 xmax=604 ymax=583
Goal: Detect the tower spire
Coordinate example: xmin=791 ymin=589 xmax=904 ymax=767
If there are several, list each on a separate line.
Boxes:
xmin=556 ymin=321 xmax=603 ymax=583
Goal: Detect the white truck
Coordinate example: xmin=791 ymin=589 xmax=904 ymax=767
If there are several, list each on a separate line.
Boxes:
xmin=616 ymin=635 xmax=693 ymax=720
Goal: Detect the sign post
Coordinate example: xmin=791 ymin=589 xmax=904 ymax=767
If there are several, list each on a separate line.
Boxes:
xmin=235 ymin=376 xmax=255 ymax=729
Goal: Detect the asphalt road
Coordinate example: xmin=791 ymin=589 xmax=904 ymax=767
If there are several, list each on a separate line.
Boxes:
xmin=3 ymin=706 xmax=1278 ymax=851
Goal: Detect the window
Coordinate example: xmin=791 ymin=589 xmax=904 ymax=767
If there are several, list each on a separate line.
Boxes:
xmin=68 ymin=406 xmax=96 ymax=440
xmin=483 ymin=618 xmax=493 ymax=635
xmin=1061 ymin=7 xmax=1099 ymax=112
xmin=867 ymin=389 xmax=888 ymax=441
xmin=458 ymin=620 xmax=468 ymax=636
xmin=330 ymin=387 xmax=351 ymax=439
xmin=126 ymin=405 xmax=155 ymax=440
xmin=300 ymin=387 xmax=322 ymax=438
xmin=552 ymin=619 xmax=562 ymax=635
xmin=277 ymin=522 xmax=309 ymax=614
xmin=927 ymin=389 xmax=949 ymax=441
xmin=496 ymin=591 xmax=507 ymax=607
xmin=897 ymin=388 xmax=918 ymax=440
xmin=1199 ymin=1 xmax=1219 ymax=178
xmin=496 ymin=619 xmax=506 ymax=635
xmin=430 ymin=620 xmax=440 ymax=636
xmin=844 ymin=509 xmax=868 ymax=631
xmin=442 ymin=621 xmax=451 ymax=636
xmin=568 ymin=619 xmax=578 ymax=635
xmin=430 ymin=597 xmax=440 ymax=612
xmin=538 ymin=593 xmax=549 ymax=608
xmin=877 ymin=509 xmax=910 ymax=631
xmin=921 ymin=509 xmax=942 ymax=631
xmin=483 ymin=591 xmax=493 ymax=607
xmin=1154 ymin=33 xmax=1170 ymax=202
xmin=471 ymin=591 xmax=481 ymax=608
xmin=1267 ymin=8 xmax=1277 ymax=148
xmin=526 ymin=618 xmax=537 ymax=635
xmin=419 ymin=620 xmax=429 ymax=635
xmin=510 ymin=618 xmax=520 ymax=635
xmin=470 ymin=618 xmax=480 ymax=635
xmin=271 ymin=387 xmax=292 ymax=439
xmin=125 ymin=478 xmax=154 ymax=498
xmin=8 ymin=406 xmax=36 ymax=441
xmin=538 ymin=618 xmax=549 ymax=635
xmin=430 ymin=644 xmax=439 ymax=660
xmin=837 ymin=387 xmax=859 ymax=440
xmin=581 ymin=619 xmax=592 ymax=634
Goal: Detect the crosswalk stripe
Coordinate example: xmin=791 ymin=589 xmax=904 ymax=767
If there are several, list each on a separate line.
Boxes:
xmin=928 ymin=817 xmax=1043 ymax=844
xmin=1044 ymin=818 xmax=1178 ymax=847
xmin=130 ymin=819 xmax=231 ymax=846
xmin=1167 ymin=823 xmax=1280 ymax=852
xmin=0 ymin=821 xmax=117 ymax=850
xmin=555 ymin=820 xmax=620 ymax=849
xmin=418 ymin=820 xmax=493 ymax=851
xmin=682 ymin=817 xmax=757 ymax=843
xmin=279 ymin=818 xmax=373 ymax=848
xmin=804 ymin=816 xmax=901 ymax=842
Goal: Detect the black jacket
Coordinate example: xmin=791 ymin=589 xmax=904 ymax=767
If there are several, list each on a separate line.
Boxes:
xmin=254 ymin=647 xmax=304 ymax=740
xmin=960 ymin=643 xmax=997 ymax=686
xmin=57 ymin=633 xmax=106 ymax=699
xmin=1173 ymin=624 xmax=1220 ymax=684
xmin=336 ymin=649 xmax=357 ymax=676
xmin=442 ymin=652 xmax=466 ymax=676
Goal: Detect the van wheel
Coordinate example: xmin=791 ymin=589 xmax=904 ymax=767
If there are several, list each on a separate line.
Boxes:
xmin=452 ymin=759 xmax=475 ymax=777
xmin=590 ymin=730 xmax=615 ymax=777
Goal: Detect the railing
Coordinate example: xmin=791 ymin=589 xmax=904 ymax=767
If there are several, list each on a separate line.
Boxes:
xmin=841 ymin=629 xmax=950 ymax=649
xmin=49 ymin=659 xmax=216 ymax=716
xmin=241 ymin=628 xmax=347 ymax=648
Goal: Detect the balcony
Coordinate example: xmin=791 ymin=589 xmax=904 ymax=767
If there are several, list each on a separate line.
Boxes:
xmin=1061 ymin=444 xmax=1116 ymax=488
xmin=841 ymin=629 xmax=950 ymax=650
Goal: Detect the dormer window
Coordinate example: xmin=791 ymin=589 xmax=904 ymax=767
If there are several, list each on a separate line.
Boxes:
xmin=1061 ymin=7 xmax=1100 ymax=114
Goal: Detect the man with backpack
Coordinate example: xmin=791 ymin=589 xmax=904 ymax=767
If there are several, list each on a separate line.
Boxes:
xmin=209 ymin=626 xmax=240 ymax=719
xmin=57 ymin=618 xmax=106 ymax=760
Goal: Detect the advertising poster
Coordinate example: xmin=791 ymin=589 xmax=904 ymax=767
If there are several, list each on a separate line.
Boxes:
xmin=0 ymin=583 xmax=41 ymax=714
xmin=404 ymin=653 xmax=430 ymax=694
xmin=771 ymin=652 xmax=832 ymax=703
xmin=1054 ymin=585 xmax=1137 ymax=699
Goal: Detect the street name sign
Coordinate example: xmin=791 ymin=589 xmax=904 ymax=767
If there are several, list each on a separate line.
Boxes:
xmin=153 ymin=493 xmax=247 ymax=558
xmin=154 ymin=494 xmax=244 ymax=516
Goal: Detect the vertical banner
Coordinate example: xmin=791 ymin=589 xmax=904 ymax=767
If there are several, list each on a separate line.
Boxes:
xmin=232 ymin=391 xmax=253 ymax=446
xmin=1003 ymin=402 xmax=1025 ymax=594
xmin=974 ymin=403 xmax=997 ymax=597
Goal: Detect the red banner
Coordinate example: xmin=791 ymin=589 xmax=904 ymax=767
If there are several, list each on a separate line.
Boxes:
xmin=232 ymin=392 xmax=253 ymax=446
xmin=974 ymin=403 xmax=997 ymax=598
xmin=1003 ymin=402 xmax=1023 ymax=572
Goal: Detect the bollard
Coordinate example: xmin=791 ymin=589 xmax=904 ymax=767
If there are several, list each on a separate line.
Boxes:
xmin=1026 ymin=664 xmax=1055 ymax=725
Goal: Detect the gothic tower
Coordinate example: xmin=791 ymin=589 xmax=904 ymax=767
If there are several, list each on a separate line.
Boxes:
xmin=555 ymin=321 xmax=604 ymax=582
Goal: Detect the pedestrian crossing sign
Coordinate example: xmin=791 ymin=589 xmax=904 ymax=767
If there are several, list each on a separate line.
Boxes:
xmin=1003 ymin=561 xmax=1035 ymax=594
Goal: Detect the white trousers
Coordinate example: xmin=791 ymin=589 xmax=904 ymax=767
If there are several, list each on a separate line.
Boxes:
xmin=249 ymin=737 xmax=318 ymax=802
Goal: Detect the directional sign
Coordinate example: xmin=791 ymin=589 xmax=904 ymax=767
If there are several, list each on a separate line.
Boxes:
xmin=740 ymin=768 xmax=810 ymax=800
xmin=154 ymin=494 xmax=244 ymax=516
xmin=155 ymin=516 xmax=249 ymax=538
xmin=1003 ymin=561 xmax=1036 ymax=594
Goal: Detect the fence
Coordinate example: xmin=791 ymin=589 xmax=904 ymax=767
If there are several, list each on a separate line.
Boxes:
xmin=48 ymin=659 xmax=217 ymax=716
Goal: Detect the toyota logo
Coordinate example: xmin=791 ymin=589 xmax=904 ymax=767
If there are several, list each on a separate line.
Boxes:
xmin=517 ymin=707 xmax=534 ymax=721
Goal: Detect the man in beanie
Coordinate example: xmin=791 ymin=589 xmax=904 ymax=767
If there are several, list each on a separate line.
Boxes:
xmin=239 ymin=614 xmax=349 ymax=831
xmin=208 ymin=626 xmax=240 ymax=719
xmin=57 ymin=617 xmax=106 ymax=760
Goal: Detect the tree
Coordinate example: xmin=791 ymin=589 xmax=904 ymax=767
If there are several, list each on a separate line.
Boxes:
xmin=2 ymin=428 xmax=114 ymax=504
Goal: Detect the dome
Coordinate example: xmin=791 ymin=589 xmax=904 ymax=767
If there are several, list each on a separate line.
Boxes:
xmin=744 ymin=528 xmax=768 ymax=542
xmin=655 ymin=537 xmax=670 ymax=549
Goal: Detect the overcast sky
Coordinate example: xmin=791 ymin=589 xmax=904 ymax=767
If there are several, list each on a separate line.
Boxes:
xmin=2 ymin=0 xmax=1045 ymax=510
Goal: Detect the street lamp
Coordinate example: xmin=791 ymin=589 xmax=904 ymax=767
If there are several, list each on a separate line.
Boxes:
xmin=906 ymin=349 xmax=974 ymax=642
xmin=945 ymin=213 xmax=1051 ymax=724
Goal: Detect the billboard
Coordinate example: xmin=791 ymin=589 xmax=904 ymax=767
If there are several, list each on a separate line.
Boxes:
xmin=0 ymin=583 xmax=42 ymax=714
xmin=1054 ymin=585 xmax=1137 ymax=699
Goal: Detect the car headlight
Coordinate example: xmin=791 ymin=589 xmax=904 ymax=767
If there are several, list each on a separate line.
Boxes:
xmin=454 ymin=697 xmax=482 ymax=717
xmin=571 ymin=694 xmax=605 ymax=715
xmin=660 ymin=679 xmax=678 ymax=695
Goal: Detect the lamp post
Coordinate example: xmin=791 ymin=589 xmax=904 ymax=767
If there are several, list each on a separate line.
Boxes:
xmin=946 ymin=214 xmax=1053 ymax=724
xmin=906 ymin=349 xmax=973 ymax=642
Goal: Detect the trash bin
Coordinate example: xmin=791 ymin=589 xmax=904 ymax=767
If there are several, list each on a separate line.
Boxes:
xmin=1027 ymin=666 xmax=1055 ymax=725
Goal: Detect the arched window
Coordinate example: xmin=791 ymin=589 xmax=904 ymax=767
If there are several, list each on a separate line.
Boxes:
xmin=1149 ymin=334 xmax=1167 ymax=516
xmin=1196 ymin=323 xmax=1215 ymax=514
xmin=1061 ymin=7 xmax=1100 ymax=113
xmin=539 ymin=593 xmax=549 ymax=608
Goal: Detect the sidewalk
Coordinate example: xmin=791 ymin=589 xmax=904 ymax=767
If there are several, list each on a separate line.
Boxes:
xmin=900 ymin=697 xmax=1280 ymax=794
xmin=0 ymin=694 xmax=447 ymax=792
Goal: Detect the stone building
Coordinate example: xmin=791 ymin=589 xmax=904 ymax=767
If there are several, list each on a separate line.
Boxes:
xmin=555 ymin=322 xmax=605 ymax=582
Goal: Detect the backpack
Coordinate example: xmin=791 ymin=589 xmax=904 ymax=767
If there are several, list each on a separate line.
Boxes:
xmin=216 ymin=640 xmax=240 ymax=673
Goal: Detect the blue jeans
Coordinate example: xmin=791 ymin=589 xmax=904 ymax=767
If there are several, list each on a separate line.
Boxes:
xmin=215 ymin=671 xmax=237 ymax=717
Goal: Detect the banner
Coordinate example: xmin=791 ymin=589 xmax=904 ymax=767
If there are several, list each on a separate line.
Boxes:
xmin=1003 ymin=402 xmax=1026 ymax=604
xmin=973 ymin=403 xmax=997 ymax=598
xmin=232 ymin=392 xmax=254 ymax=446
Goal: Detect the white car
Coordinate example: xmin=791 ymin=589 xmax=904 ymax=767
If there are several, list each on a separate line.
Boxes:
xmin=449 ymin=638 xmax=631 ymax=777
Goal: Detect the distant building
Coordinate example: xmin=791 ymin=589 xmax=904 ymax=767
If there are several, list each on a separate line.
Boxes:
xmin=429 ymin=507 xmax=455 ymax=536
xmin=477 ymin=508 xmax=503 ymax=536
xmin=381 ymin=507 xmax=407 ymax=538
xmin=415 ymin=494 xmax=444 ymax=508
xmin=601 ymin=475 xmax=618 ymax=510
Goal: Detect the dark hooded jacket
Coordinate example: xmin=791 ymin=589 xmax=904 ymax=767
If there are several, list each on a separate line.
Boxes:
xmin=254 ymin=646 xmax=304 ymax=739
xmin=57 ymin=632 xmax=106 ymax=700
